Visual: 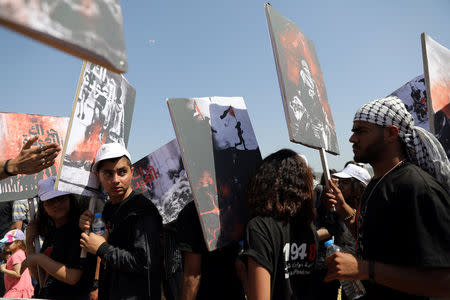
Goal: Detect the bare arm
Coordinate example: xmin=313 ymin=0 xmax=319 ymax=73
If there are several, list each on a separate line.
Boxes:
xmin=24 ymin=220 xmax=39 ymax=279
xmin=90 ymin=257 xmax=101 ymax=300
xmin=317 ymin=227 xmax=331 ymax=242
xmin=247 ymin=257 xmax=271 ymax=300
xmin=21 ymin=253 xmax=83 ymax=286
xmin=0 ymin=263 xmax=21 ymax=279
xmin=325 ymin=252 xmax=450 ymax=298
xmin=0 ymin=136 xmax=61 ymax=180
xmin=181 ymin=252 xmax=202 ymax=300
xmin=10 ymin=221 xmax=23 ymax=230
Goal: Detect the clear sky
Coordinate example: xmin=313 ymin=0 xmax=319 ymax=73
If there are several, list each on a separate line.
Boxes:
xmin=1 ymin=0 xmax=449 ymax=174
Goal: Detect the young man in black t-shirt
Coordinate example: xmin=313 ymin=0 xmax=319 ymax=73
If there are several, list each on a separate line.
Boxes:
xmin=80 ymin=143 xmax=162 ymax=300
xmin=324 ymin=96 xmax=450 ymax=299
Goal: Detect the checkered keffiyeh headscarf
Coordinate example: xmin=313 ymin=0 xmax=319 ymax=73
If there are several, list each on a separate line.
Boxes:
xmin=354 ymin=96 xmax=450 ymax=192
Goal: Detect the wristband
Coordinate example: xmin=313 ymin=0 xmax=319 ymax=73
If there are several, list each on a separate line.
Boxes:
xmin=91 ymin=279 xmax=99 ymax=291
xmin=343 ymin=208 xmax=356 ymax=222
xmin=369 ymin=260 xmax=375 ymax=283
xmin=3 ymin=159 xmax=15 ymax=177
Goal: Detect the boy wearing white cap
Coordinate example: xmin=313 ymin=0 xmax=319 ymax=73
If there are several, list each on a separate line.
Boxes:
xmin=79 ymin=143 xmax=162 ymax=300
xmin=324 ymin=96 xmax=450 ymax=299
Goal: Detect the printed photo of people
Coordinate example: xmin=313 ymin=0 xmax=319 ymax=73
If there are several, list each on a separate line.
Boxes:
xmin=266 ymin=4 xmax=339 ymax=155
xmin=57 ymin=61 xmax=135 ymax=197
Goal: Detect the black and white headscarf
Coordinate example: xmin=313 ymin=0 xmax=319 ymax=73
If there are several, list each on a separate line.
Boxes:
xmin=354 ymin=96 xmax=450 ymax=192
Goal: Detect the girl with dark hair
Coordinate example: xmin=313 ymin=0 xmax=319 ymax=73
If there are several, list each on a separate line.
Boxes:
xmin=242 ymin=149 xmax=318 ymax=300
xmin=21 ymin=176 xmax=95 ymax=300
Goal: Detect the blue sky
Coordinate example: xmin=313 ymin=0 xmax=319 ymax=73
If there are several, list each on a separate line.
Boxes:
xmin=1 ymin=0 xmax=449 ymax=174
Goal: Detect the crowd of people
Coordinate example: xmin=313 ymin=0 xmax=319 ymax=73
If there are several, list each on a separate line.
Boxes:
xmin=0 ymin=96 xmax=448 ymax=300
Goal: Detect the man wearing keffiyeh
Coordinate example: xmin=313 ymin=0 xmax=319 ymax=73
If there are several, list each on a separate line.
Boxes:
xmin=324 ymin=96 xmax=450 ymax=299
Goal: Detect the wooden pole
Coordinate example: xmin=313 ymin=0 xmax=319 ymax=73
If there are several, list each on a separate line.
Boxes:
xmin=80 ymin=197 xmax=96 ymax=258
xmin=319 ymin=148 xmax=335 ymax=212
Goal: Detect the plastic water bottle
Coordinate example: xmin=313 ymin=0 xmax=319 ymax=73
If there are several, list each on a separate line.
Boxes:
xmin=92 ymin=213 xmax=106 ymax=236
xmin=325 ymin=239 xmax=366 ymax=300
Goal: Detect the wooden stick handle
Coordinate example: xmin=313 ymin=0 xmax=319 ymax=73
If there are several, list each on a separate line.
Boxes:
xmin=80 ymin=197 xmax=96 ymax=258
xmin=319 ymin=148 xmax=336 ymax=212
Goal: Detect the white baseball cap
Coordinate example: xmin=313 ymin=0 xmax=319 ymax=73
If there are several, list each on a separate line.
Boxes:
xmin=92 ymin=143 xmax=131 ymax=172
xmin=38 ymin=176 xmax=70 ymax=201
xmin=333 ymin=164 xmax=371 ymax=186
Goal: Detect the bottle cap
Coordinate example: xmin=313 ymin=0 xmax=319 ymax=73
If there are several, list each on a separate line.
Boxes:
xmin=324 ymin=239 xmax=334 ymax=247
xmin=95 ymin=212 xmax=102 ymax=218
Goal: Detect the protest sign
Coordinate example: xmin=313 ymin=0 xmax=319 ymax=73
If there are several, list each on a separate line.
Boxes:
xmin=0 ymin=0 xmax=128 ymax=73
xmin=422 ymin=33 xmax=450 ymax=157
xmin=0 ymin=113 xmax=68 ymax=201
xmin=265 ymin=3 xmax=339 ymax=155
xmin=132 ymin=139 xmax=194 ymax=224
xmin=56 ymin=61 xmax=135 ymax=197
xmin=389 ymin=75 xmax=429 ymax=131
xmin=167 ymin=96 xmax=262 ymax=251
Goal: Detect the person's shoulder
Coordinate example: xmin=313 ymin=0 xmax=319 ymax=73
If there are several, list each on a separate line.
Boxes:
xmin=130 ymin=192 xmax=162 ymax=223
xmin=399 ymin=163 xmax=446 ymax=189
xmin=12 ymin=249 xmax=26 ymax=261
xmin=247 ymin=215 xmax=280 ymax=234
xmin=392 ymin=162 xmax=449 ymax=199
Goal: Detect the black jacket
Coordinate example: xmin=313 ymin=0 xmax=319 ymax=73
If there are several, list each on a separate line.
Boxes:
xmin=96 ymin=192 xmax=162 ymax=300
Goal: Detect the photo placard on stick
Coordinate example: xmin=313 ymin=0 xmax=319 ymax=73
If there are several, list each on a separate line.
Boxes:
xmin=265 ymin=3 xmax=339 ymax=155
xmin=0 ymin=0 xmax=128 ymax=73
xmin=421 ymin=33 xmax=450 ymax=157
xmin=167 ymin=97 xmax=262 ymax=251
xmin=132 ymin=139 xmax=194 ymax=224
xmin=56 ymin=61 xmax=135 ymax=197
xmin=389 ymin=75 xmax=429 ymax=131
xmin=0 ymin=113 xmax=68 ymax=201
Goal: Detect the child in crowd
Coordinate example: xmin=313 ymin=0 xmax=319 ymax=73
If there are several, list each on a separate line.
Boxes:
xmin=22 ymin=176 xmax=96 ymax=300
xmin=0 ymin=229 xmax=34 ymax=298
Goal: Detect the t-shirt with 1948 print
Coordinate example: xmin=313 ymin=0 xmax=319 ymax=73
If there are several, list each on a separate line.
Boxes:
xmin=243 ymin=215 xmax=318 ymax=300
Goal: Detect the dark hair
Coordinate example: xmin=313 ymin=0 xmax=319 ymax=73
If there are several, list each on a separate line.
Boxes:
xmin=320 ymin=169 xmax=337 ymax=186
xmin=246 ymin=149 xmax=315 ymax=223
xmin=35 ymin=195 xmax=80 ymax=237
xmin=344 ymin=161 xmax=356 ymax=167
xmin=342 ymin=178 xmax=366 ymax=208
xmin=97 ymin=155 xmax=132 ymax=172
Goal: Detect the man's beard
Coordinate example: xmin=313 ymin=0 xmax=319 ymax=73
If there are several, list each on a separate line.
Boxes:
xmin=353 ymin=133 xmax=385 ymax=164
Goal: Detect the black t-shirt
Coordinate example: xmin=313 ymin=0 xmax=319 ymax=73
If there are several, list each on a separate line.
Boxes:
xmin=357 ymin=162 xmax=450 ymax=300
xmin=243 ymin=215 xmax=318 ymax=300
xmin=0 ymin=202 xmax=12 ymax=238
xmin=37 ymin=221 xmax=96 ymax=300
xmin=177 ymin=201 xmax=245 ymax=300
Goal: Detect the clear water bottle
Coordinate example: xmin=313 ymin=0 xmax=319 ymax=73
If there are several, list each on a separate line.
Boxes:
xmin=92 ymin=212 xmax=106 ymax=236
xmin=325 ymin=239 xmax=366 ymax=300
